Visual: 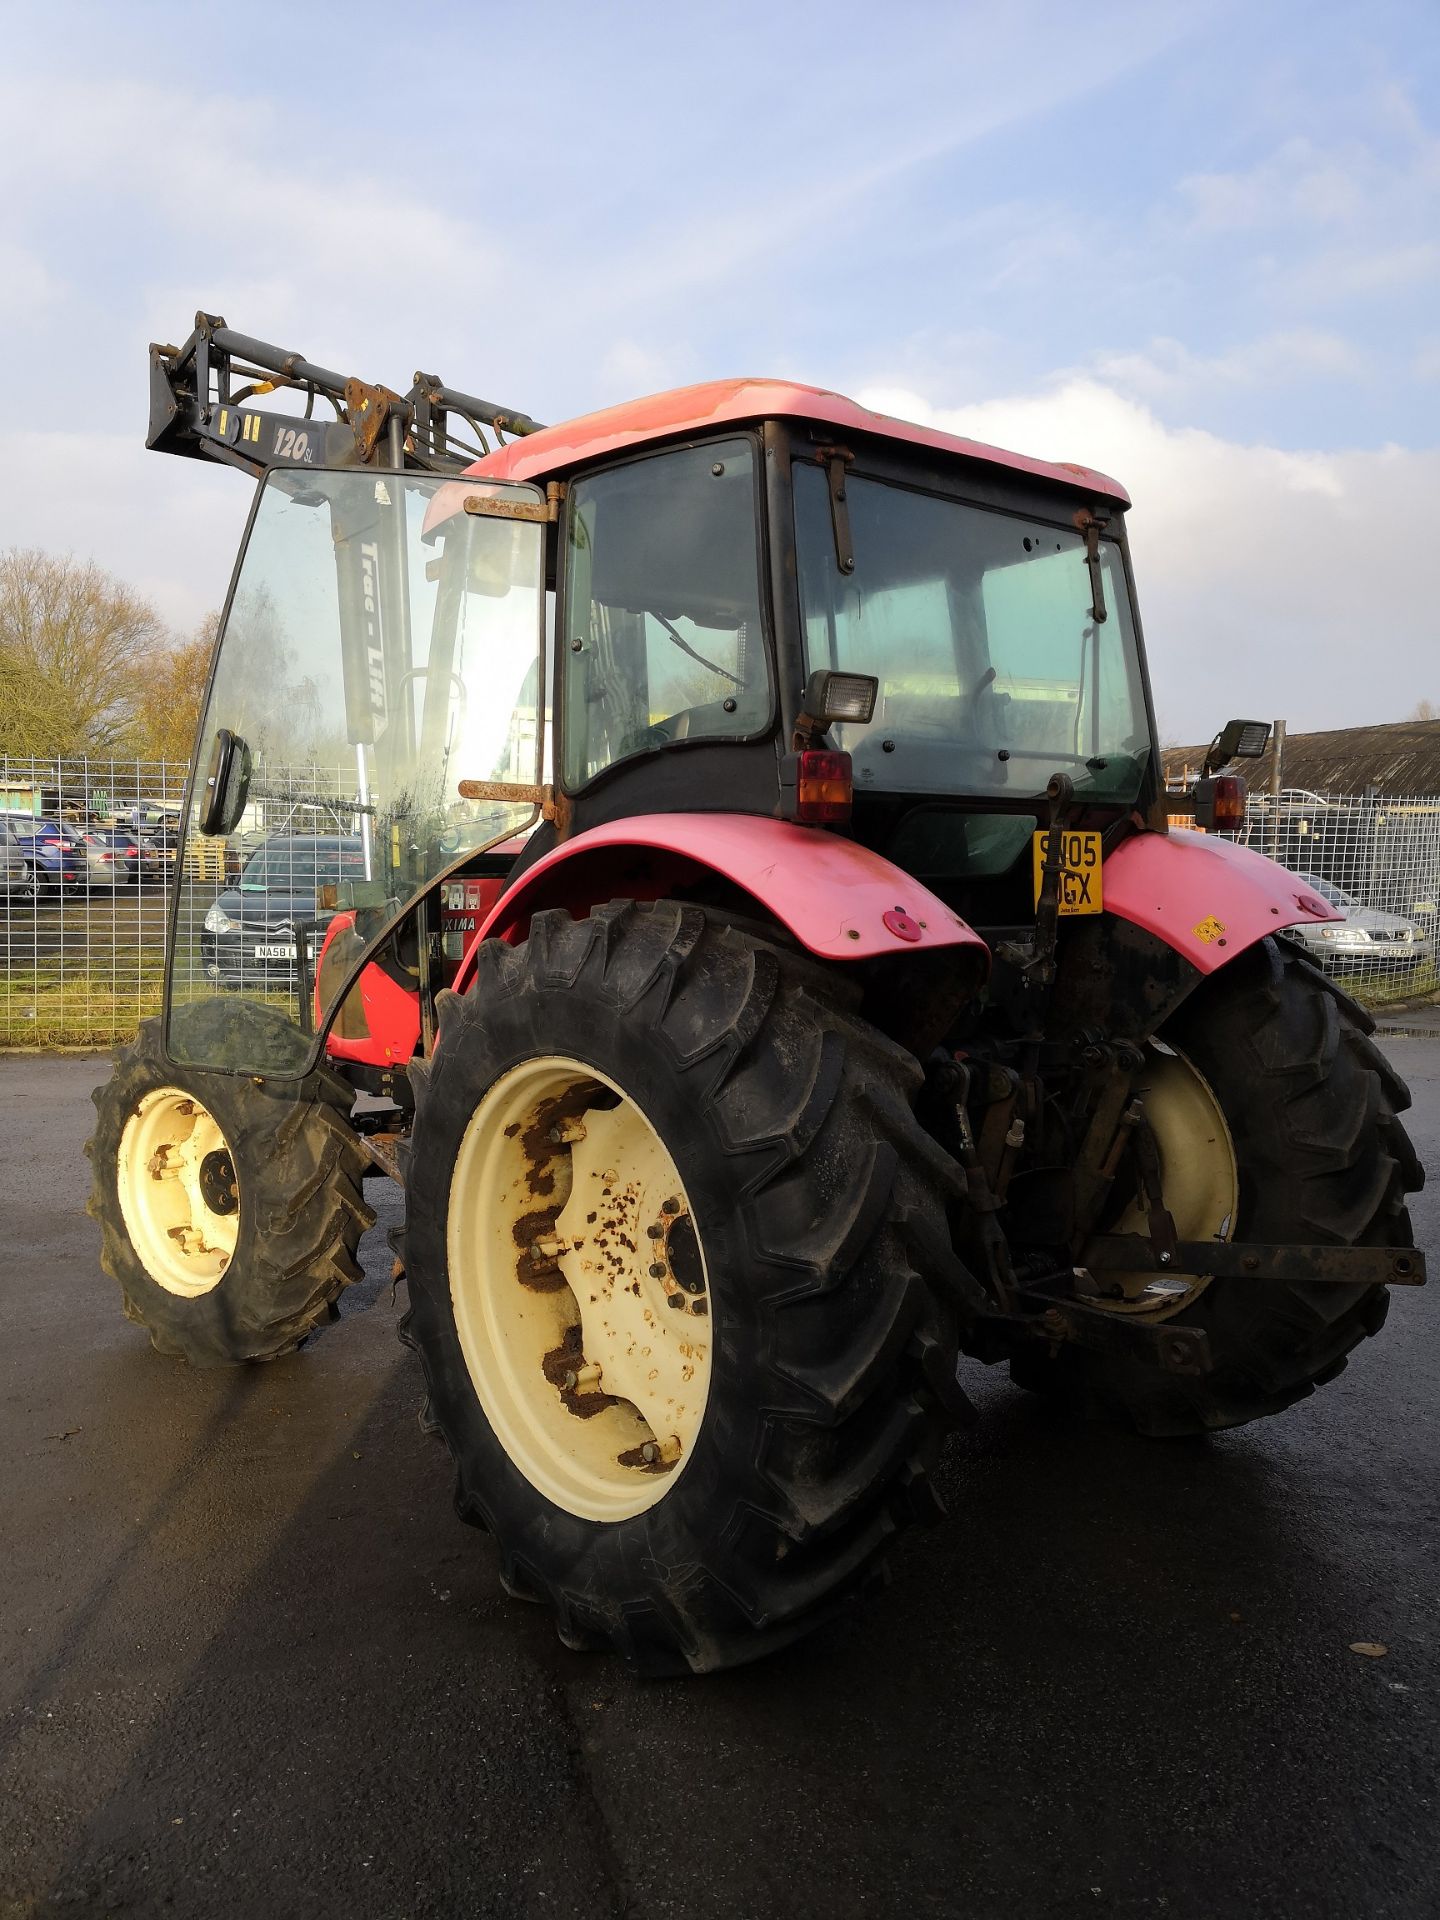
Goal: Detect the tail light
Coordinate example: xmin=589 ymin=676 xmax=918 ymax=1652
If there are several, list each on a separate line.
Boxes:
xmin=1194 ymin=773 xmax=1247 ymax=832
xmin=780 ymin=749 xmax=853 ymax=825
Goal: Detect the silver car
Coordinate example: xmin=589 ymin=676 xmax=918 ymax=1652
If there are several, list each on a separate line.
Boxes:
xmin=1285 ymin=872 xmax=1433 ymax=972
xmin=0 ymin=821 xmax=40 ymax=904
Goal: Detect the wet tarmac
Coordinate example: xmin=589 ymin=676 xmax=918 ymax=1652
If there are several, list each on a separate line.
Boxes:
xmin=2 ymin=1043 xmax=1437 ymax=1920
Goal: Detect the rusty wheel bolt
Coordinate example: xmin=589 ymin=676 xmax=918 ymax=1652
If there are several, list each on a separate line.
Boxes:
xmin=648 ymin=1262 xmax=666 ymax=1279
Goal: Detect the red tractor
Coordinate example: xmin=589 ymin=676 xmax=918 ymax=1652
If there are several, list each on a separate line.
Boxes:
xmin=90 ymin=314 xmax=1424 ymax=1673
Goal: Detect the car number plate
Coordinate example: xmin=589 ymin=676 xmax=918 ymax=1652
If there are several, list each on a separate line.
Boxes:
xmin=255 ymin=942 xmax=297 ymax=960
xmin=1031 ymin=829 xmax=1103 ymax=915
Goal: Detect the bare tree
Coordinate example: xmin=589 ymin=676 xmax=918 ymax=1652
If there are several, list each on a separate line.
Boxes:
xmin=0 ymin=548 xmax=168 ymax=757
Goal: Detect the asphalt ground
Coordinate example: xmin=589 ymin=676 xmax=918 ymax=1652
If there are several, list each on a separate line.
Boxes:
xmin=2 ymin=1034 xmax=1437 ymax=1920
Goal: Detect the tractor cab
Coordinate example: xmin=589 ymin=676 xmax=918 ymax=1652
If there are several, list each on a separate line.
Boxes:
xmin=166 ymin=355 xmax=1162 ymax=1077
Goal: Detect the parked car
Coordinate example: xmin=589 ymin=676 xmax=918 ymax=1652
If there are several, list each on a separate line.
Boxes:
xmin=0 ymin=820 xmax=41 ymax=905
xmin=0 ymin=811 xmax=85 ymax=892
xmin=1284 ymin=873 xmax=1433 ymax=972
xmin=200 ymin=835 xmax=370 ymax=988
xmin=65 ymin=826 xmax=164 ymax=888
xmin=130 ymin=804 xmax=183 ymax=865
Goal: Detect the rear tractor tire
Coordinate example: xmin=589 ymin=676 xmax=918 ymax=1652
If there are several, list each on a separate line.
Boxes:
xmin=88 ymin=1012 xmax=375 ymax=1365
xmin=1012 ymin=937 xmax=1421 ymax=1434
xmin=399 ymin=901 xmax=976 ymax=1674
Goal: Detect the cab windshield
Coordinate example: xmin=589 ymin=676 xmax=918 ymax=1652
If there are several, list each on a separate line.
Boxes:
xmin=168 ymin=467 xmax=546 ymax=1074
xmin=795 ymin=465 xmax=1151 ymax=805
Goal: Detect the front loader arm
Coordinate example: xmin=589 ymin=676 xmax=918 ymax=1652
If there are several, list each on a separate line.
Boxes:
xmin=147 ymin=310 xmax=544 ymax=481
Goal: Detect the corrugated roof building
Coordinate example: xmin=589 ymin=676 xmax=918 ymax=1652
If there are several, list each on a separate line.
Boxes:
xmin=1164 ymin=720 xmax=1440 ymax=796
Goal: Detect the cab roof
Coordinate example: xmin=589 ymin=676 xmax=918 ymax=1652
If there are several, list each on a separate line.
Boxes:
xmin=467 ymin=377 xmax=1130 ymax=506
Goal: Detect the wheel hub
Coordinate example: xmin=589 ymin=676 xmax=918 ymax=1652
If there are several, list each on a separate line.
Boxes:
xmin=1083 ymin=1045 xmax=1238 ymax=1319
xmin=447 ymin=1056 xmax=714 ymax=1523
xmin=115 ymin=1089 xmax=242 ymax=1297
xmin=197 ymin=1148 xmax=239 ymax=1217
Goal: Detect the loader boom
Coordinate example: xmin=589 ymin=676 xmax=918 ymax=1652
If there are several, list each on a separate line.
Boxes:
xmin=147 ymin=310 xmax=544 ymax=481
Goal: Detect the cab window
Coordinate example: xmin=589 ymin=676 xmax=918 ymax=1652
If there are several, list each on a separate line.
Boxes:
xmin=562 ymin=438 xmax=771 ymax=788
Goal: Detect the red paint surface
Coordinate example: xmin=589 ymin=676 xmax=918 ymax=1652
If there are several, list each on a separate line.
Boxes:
xmin=882 ymin=909 xmax=923 ymax=943
xmin=462 ymin=379 xmax=1129 ymax=505
xmin=316 ymin=911 xmax=424 ymax=1068
xmin=1103 ymin=829 xmax=1341 ymax=974
xmin=453 ymin=813 xmax=987 ymax=992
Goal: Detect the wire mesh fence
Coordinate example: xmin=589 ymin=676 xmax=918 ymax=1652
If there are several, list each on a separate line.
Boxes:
xmin=1234 ymin=791 xmax=1440 ymax=1000
xmin=5 ymin=756 xmax=1440 ymax=1049
xmin=0 ymin=753 xmax=376 ymax=1048
xmin=1 ymin=757 xmax=185 ymax=1047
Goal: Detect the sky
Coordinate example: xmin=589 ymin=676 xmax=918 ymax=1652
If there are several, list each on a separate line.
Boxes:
xmin=0 ymin=0 xmax=1436 ymax=739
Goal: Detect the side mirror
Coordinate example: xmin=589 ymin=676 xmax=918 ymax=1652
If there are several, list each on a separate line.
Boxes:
xmin=198 ymin=728 xmax=252 ymax=836
xmin=1202 ymin=718 xmax=1270 ymax=778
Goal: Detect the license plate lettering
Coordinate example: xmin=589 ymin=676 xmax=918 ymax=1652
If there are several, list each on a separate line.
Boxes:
xmin=255 ymin=943 xmax=296 ymax=960
xmin=1031 ymin=829 xmax=1103 ymax=916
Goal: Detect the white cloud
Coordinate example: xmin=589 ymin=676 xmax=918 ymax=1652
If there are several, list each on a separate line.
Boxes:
xmin=1179 ymin=136 xmax=1372 ymax=232
xmin=0 ymin=76 xmax=511 ymax=369
xmin=1172 ymin=104 xmax=1440 ymax=311
xmin=1091 ymin=330 xmax=1370 ymax=403
xmin=856 ymin=377 xmax=1440 ymax=735
xmin=0 ymin=426 xmax=247 ymax=635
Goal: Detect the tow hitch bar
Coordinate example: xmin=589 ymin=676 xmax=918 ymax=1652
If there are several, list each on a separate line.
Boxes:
xmin=1006 ymin=1240 xmax=1424 ymax=1378
xmin=1084 ymin=1238 xmax=1424 ymax=1289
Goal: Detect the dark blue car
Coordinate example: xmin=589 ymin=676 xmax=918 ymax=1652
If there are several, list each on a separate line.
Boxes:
xmin=0 ymin=812 xmax=85 ymax=892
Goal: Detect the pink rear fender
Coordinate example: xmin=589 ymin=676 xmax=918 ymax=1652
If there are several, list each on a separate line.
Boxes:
xmin=452 ymin=812 xmax=988 ymax=992
xmin=1103 ymin=829 xmax=1341 ymax=974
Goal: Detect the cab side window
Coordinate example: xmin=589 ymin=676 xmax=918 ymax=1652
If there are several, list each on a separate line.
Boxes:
xmin=562 ymin=438 xmax=771 ymax=789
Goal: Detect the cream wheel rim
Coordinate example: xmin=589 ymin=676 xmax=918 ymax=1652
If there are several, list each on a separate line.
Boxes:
xmin=116 ymin=1088 xmax=241 ymax=1297
xmin=1084 ymin=1045 xmax=1238 ymax=1319
xmin=447 ymin=1055 xmax=713 ymax=1523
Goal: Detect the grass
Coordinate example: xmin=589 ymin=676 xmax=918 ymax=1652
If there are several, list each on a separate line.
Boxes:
xmin=0 ymin=969 xmax=165 ymax=1049
xmin=1339 ymin=960 xmax=1440 ymax=1011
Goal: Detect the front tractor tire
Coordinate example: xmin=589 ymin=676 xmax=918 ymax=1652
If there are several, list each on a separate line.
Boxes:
xmin=400 ymin=901 xmax=974 ymax=1675
xmin=1014 ymin=937 xmax=1421 ymax=1434
xmin=88 ymin=1014 xmax=374 ymax=1366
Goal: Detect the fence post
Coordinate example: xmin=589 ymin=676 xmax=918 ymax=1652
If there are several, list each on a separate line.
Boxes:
xmin=1267 ymin=718 xmax=1286 ymax=861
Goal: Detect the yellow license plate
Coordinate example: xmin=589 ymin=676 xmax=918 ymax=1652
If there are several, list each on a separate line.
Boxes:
xmin=1031 ymin=829 xmax=1103 ymax=915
